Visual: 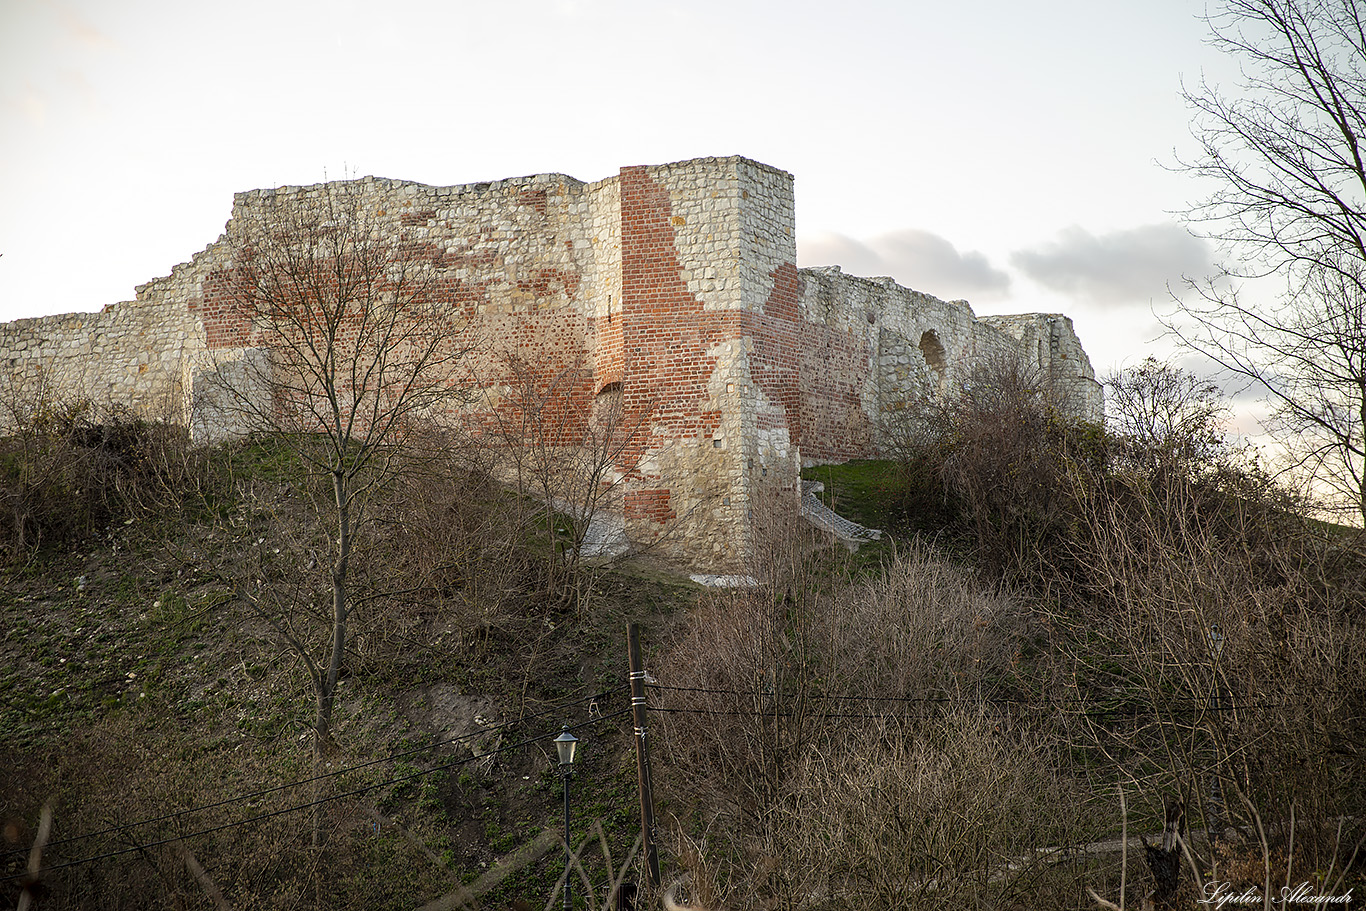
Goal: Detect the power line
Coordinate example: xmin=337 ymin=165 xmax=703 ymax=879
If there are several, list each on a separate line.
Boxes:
xmin=646 ymin=684 xmax=1297 ymax=721
xmin=1 ymin=710 xmax=628 ymax=884
xmin=647 ymin=703 xmax=1276 ymax=722
xmin=647 ymin=682 xmax=960 ymax=702
xmin=1 ymin=687 xmax=615 ymax=862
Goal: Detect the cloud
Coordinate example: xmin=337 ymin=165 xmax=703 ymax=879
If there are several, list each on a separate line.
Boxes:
xmin=1011 ymin=223 xmax=1215 ymax=306
xmin=798 ymin=229 xmax=1011 ymax=301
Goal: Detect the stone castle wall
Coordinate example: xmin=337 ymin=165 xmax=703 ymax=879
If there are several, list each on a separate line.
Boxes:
xmin=0 ymin=155 xmax=1100 ymax=572
xmin=793 ymin=268 xmax=1102 ymax=465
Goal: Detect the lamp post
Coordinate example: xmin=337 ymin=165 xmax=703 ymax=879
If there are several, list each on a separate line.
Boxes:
xmin=1208 ymin=624 xmax=1225 ymax=847
xmin=555 ymin=725 xmax=579 ymax=911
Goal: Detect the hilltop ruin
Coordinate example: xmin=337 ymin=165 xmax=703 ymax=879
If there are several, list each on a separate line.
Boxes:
xmin=0 ymin=156 xmax=1099 ymax=571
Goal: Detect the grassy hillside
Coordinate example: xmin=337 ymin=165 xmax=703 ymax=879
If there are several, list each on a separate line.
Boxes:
xmin=0 ymin=429 xmax=700 ymax=910
xmin=3 ymin=399 xmax=1364 ymax=910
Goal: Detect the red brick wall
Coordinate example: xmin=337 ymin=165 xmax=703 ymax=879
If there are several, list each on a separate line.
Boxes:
xmin=624 ymin=488 xmax=673 ymax=524
xmin=618 ymin=165 xmax=728 ymax=457
xmin=745 ymin=262 xmax=801 ymax=442
xmin=589 ymin=308 xmax=624 ymax=391
xmin=192 ymin=273 xmax=255 ymax=349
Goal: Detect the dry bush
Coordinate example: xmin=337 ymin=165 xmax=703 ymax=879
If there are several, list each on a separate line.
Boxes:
xmin=0 ymin=396 xmax=108 ymax=558
xmin=654 ymin=545 xmax=1089 ymax=909
xmin=791 ymin=710 xmax=1087 ymax=910
xmin=830 ymin=546 xmax=1033 ymax=702
xmin=1056 ymin=443 xmax=1366 ymax=890
xmin=0 ymin=386 xmax=209 ymax=562
xmin=869 ymin=354 xmax=1366 ymax=901
xmin=880 ymin=352 xmax=1105 ymax=581
xmin=366 ymin=434 xmax=539 ymax=651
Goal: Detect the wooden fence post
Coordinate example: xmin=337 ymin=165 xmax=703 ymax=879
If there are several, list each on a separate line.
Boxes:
xmin=627 ymin=622 xmax=661 ymax=888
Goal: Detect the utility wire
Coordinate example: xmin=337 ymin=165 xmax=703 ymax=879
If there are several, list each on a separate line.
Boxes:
xmin=650 ymin=684 xmax=1068 ymax=707
xmin=645 ymin=703 xmax=1275 ymax=722
xmin=1 ymin=687 xmax=615 ymax=861
xmin=655 ymin=699 xmax=1290 ymax=719
xmin=1 ymin=710 xmax=628 ymax=883
xmin=645 ymin=681 xmax=1291 ymax=714
xmin=645 ymin=687 xmax=1294 ymax=722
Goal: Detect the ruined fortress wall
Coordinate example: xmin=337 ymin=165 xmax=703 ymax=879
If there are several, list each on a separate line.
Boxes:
xmin=793 ymin=267 xmax=1101 ymax=465
xmin=0 ymin=247 xmax=215 ymax=423
xmin=615 ymin=158 xmax=800 ymax=568
xmin=980 ymin=313 xmax=1102 ymax=418
xmin=184 ymin=172 xmax=619 ymax=441
xmin=0 ymin=154 xmax=1099 ymax=572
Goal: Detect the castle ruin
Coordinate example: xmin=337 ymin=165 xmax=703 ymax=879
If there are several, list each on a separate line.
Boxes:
xmin=0 ymin=156 xmax=1100 ymax=572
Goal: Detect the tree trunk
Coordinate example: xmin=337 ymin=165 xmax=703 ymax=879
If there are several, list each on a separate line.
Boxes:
xmin=311 ymin=473 xmax=351 ymax=848
xmin=1142 ymin=798 xmax=1185 ymax=910
xmin=316 ymin=470 xmax=350 ymax=754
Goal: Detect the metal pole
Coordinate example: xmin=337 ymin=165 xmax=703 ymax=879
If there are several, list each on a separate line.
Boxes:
xmin=1209 ymin=680 xmax=1225 ymax=847
xmin=1208 ymin=625 xmax=1225 ymax=848
xmin=563 ymin=770 xmax=572 ymax=911
xmin=627 ymin=622 xmax=662 ymax=887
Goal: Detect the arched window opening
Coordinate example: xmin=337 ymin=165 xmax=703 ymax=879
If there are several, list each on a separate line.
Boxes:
xmin=591 ymin=381 xmax=624 ymax=432
xmin=919 ymin=330 xmax=947 ymax=376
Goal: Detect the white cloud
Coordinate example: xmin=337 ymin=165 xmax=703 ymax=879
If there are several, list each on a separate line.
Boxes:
xmin=1011 ymin=223 xmax=1215 ymax=306
xmin=798 ymin=228 xmax=1011 ymax=301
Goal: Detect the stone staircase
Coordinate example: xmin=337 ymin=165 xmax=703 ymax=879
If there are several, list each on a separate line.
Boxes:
xmin=801 ymin=480 xmax=882 ymax=548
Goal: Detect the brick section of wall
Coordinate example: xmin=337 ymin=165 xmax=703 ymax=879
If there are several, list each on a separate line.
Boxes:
xmin=193 ymin=273 xmax=254 ymax=349
xmin=624 ymin=488 xmax=673 ymax=525
xmin=617 ymin=164 xmax=733 ymax=559
xmin=618 ymin=164 xmax=732 ymax=435
xmin=590 ymin=311 xmax=624 ymax=391
xmin=747 ymin=262 xmax=801 ymax=442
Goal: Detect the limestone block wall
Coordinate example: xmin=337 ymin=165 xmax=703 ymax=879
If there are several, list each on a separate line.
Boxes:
xmin=0 ymin=246 xmax=217 ymax=424
xmin=793 ymin=266 xmax=1101 ymax=466
xmin=615 ymin=158 xmax=800 ymax=568
xmin=980 ymin=313 xmax=1102 ymax=418
xmin=0 ymin=154 xmax=1100 ymax=572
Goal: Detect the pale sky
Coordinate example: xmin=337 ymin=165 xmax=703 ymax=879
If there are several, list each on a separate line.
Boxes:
xmin=1 ymin=0 xmax=1240 ymax=397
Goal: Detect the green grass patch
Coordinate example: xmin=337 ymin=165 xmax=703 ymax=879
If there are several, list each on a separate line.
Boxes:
xmin=801 ymin=459 xmax=906 ymax=532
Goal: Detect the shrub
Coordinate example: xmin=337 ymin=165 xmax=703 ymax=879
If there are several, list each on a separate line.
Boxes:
xmin=0 ymin=393 xmax=205 ymax=561
xmin=880 ymin=352 xmax=1105 ymax=582
xmin=654 ymin=545 xmax=1091 ymax=908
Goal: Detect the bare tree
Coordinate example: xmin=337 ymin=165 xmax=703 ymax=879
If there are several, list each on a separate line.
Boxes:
xmin=1174 ymin=0 xmax=1366 ymax=521
xmin=479 ymin=355 xmax=646 ymax=610
xmin=1106 ymin=358 xmax=1229 ymax=474
xmin=213 ymin=180 xmax=471 ymax=754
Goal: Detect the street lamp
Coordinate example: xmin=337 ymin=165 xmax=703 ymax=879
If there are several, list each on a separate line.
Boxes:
xmin=555 ymin=725 xmax=579 ymax=911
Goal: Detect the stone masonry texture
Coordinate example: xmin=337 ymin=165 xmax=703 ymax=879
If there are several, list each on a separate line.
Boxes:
xmin=0 ymin=156 xmax=1101 ymax=572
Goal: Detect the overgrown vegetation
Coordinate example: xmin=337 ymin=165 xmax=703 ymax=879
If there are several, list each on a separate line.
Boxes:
xmin=3 ymin=344 xmax=1363 ymax=910
xmin=0 ymin=391 xmax=677 ymax=910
